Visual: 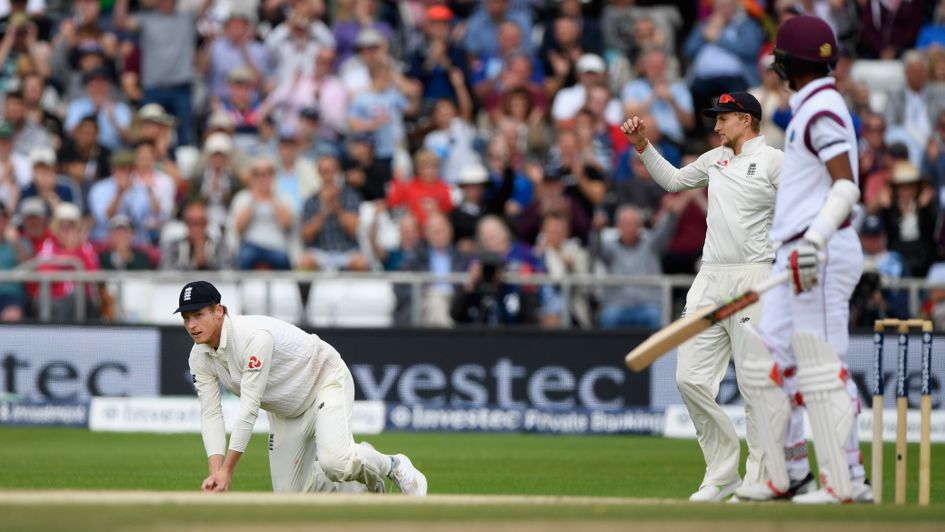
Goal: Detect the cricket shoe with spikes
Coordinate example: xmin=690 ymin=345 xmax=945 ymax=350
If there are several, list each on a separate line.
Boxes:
xmin=389 ymin=454 xmax=428 ymax=496
xmin=689 ymin=479 xmax=741 ymax=502
xmin=792 ymin=476 xmax=873 ymax=504
xmin=734 ymin=473 xmax=816 ymax=502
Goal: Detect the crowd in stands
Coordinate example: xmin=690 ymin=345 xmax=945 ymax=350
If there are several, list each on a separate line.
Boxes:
xmin=0 ymin=0 xmax=944 ymax=329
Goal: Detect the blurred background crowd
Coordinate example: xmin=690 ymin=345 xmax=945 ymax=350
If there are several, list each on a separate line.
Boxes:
xmin=0 ymin=0 xmax=943 ymax=329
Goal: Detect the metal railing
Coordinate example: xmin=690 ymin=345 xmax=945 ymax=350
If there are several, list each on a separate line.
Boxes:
xmin=0 ymin=268 xmax=939 ymax=327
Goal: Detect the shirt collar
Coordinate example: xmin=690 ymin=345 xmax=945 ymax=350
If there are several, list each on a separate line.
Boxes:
xmin=788 ymin=76 xmax=835 ymax=113
xmin=739 ymin=135 xmax=766 ymax=156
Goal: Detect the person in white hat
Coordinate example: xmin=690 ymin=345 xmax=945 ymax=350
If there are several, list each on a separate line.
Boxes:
xmin=868 ymin=160 xmax=937 ymax=277
xmin=551 ymin=53 xmax=622 ymax=124
xmin=449 ymin=162 xmax=511 ymax=254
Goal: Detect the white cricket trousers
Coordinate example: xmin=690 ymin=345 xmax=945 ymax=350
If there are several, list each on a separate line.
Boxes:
xmin=267 ymin=358 xmax=391 ymax=492
xmin=676 ymin=262 xmax=771 ymax=487
xmin=759 ymin=227 xmax=865 ymax=479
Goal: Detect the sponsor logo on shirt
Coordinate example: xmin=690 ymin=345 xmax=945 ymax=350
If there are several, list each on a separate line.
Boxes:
xmin=247 ymin=356 xmax=262 ymax=372
xmin=715 ymin=159 xmax=729 ymax=168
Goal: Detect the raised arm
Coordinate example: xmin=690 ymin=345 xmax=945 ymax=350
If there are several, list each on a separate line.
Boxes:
xmin=620 ymin=116 xmax=709 ymax=191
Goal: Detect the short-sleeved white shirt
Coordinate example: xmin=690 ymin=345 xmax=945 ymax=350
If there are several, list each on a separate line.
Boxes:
xmin=769 ymin=77 xmax=858 ymax=243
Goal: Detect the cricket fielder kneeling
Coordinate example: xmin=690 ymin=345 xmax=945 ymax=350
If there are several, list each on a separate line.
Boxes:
xmin=177 ymin=280 xmax=427 ymax=495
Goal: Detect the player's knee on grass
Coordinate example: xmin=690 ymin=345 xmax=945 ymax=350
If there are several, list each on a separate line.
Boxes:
xmin=317 ymin=443 xmax=358 ymax=482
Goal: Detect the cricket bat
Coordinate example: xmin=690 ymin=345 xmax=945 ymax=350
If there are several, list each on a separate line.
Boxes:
xmin=624 ymin=270 xmax=792 ymax=372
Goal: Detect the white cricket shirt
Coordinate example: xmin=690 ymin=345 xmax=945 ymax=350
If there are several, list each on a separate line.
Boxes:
xmin=639 ymin=135 xmax=782 ymax=265
xmin=769 ymin=76 xmax=858 ymax=243
xmin=188 ymin=314 xmax=342 ymax=456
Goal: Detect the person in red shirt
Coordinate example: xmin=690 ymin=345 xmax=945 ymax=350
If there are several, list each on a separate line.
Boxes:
xmin=386 ymin=149 xmax=453 ymax=227
xmin=32 ymin=202 xmax=101 ymax=320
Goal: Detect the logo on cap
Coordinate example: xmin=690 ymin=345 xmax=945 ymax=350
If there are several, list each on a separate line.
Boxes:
xmin=183 ymin=287 xmax=193 ymax=301
xmin=819 ymin=43 xmax=832 ymax=58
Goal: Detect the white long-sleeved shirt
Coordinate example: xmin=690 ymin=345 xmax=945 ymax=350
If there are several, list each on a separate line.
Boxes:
xmin=639 ymin=135 xmax=782 ymax=265
xmin=188 ymin=314 xmax=341 ymax=456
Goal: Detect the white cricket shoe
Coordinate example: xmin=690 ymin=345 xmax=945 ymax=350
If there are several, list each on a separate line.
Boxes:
xmin=735 ymin=473 xmax=815 ymax=502
xmin=689 ymin=480 xmax=741 ymax=502
xmin=389 ymin=454 xmax=428 ymax=496
xmin=792 ymin=487 xmax=848 ymax=504
xmin=851 ymin=478 xmax=874 ymax=503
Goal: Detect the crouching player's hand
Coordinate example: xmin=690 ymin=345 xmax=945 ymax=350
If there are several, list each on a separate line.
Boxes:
xmin=202 ymin=470 xmax=232 ymax=492
xmin=789 ymin=240 xmax=819 ymax=294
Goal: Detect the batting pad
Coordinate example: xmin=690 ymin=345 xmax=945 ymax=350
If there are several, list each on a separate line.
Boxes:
xmin=793 ymin=331 xmax=854 ymax=501
xmin=739 ymin=330 xmax=791 ymax=495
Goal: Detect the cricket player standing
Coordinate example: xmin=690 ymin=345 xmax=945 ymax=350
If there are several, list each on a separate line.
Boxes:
xmin=177 ymin=281 xmax=428 ymax=495
xmin=620 ymin=92 xmax=784 ymax=501
xmin=734 ymin=15 xmax=871 ymax=504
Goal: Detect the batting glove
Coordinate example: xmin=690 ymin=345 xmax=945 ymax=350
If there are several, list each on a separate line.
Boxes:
xmin=789 ymin=240 xmax=820 ymax=294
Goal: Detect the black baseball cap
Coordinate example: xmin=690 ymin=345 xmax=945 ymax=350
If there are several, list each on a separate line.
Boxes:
xmin=174 ymin=281 xmax=222 ymax=313
xmin=703 ymin=91 xmax=763 ymax=120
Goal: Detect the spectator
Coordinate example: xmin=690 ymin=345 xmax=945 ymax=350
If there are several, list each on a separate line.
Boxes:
xmin=864 ymin=214 xmax=908 ymax=296
xmin=748 ymin=54 xmax=790 ymax=149
xmin=594 ymin=199 xmax=688 ymax=329
xmin=481 ymin=52 xmax=549 ymax=128
xmin=20 ymin=71 xmax=63 ymax=143
xmin=98 ymin=214 xmax=152 ymax=270
xmin=922 ymin=109 xmax=945 ymax=211
xmin=338 ymin=26 xmax=387 ymax=95
xmin=924 ymin=263 xmax=945 ymax=330
xmin=859 ymin=0 xmax=926 ymax=59
xmin=621 ymin=49 xmax=694 ymax=149
xmin=396 ymin=212 xmax=467 ymax=327
xmin=274 ymin=129 xmax=320 ymax=217
xmin=545 ymin=128 xmax=607 ymax=224
xmin=58 ymin=114 xmax=112 ymax=188
xmin=0 ymin=202 xmax=31 ymax=320
xmin=551 ymin=53 xmax=620 ymax=125
xmin=332 ymin=0 xmax=394 ymax=66
xmin=683 ymin=0 xmax=763 ymax=125
xmin=886 ymin=51 xmax=945 ymax=164
xmin=471 ymin=20 xmax=537 ymax=103
xmin=32 ymin=202 xmax=101 ymax=321
xmin=864 ymin=142 xmax=911 ymax=210
xmin=347 ymin=59 xmax=420 ymax=178
xmin=386 ymin=149 xmax=453 ymax=228
xmin=422 ymin=97 xmax=475 ymax=185
xmin=463 ymin=0 xmax=531 ymax=60
xmin=4 ymin=88 xmax=51 ymax=156
xmin=63 ymin=67 xmax=132 ymax=151
xmin=602 ymin=2 xmax=681 ymax=61
xmin=113 ymin=0 xmax=214 ymax=146
xmin=20 ymin=146 xmax=81 ymax=213
xmin=871 ymin=161 xmax=938 ymax=277
xmin=859 ymin=113 xmax=890 ymax=183
xmin=661 ymin=187 xmax=709 ymax=275
xmin=0 ymin=120 xmax=28 ymax=211
xmin=918 ymin=0 xmax=945 ymax=51
xmin=450 ymin=162 xmax=513 ymax=254
xmin=130 ymin=140 xmax=174 ymax=244
xmin=615 ymin=149 xmax=668 ymax=224
xmin=228 ymin=156 xmax=295 ymax=270
xmin=517 ymin=167 xmax=591 ymax=246
xmin=264 ymin=10 xmax=335 ymax=89
xmin=294 ymin=107 xmax=342 ymax=161
xmin=407 ymin=4 xmax=470 ymax=106
xmin=534 ymin=211 xmax=592 ymax=328
xmin=264 ymin=46 xmax=348 ymax=137
xmin=298 ymin=154 xmax=367 ymax=272
xmin=15 ymin=195 xmax=47 ymax=251
xmin=483 ymin=136 xmax=533 ymax=216
xmin=487 ymin=85 xmax=551 ymax=160
xmin=343 ymin=131 xmax=388 ymax=201
xmin=371 ymin=209 xmax=421 ymax=272
xmin=206 ymin=8 xmax=268 ymax=104
xmin=88 ymin=150 xmax=160 ymax=246
xmin=186 ymin=132 xmax=242 ymax=230
xmin=217 ymin=66 xmax=266 ymax=153
xmin=451 ymin=215 xmax=545 ymax=326
xmin=541 ymin=0 xmax=603 ymax=57
xmin=160 ymin=200 xmax=232 ymax=270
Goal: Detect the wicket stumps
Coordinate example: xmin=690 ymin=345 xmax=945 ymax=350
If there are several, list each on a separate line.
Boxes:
xmin=872 ymin=318 xmax=933 ymax=506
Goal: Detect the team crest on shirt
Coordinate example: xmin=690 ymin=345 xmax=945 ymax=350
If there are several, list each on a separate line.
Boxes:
xmin=746 ymin=163 xmax=756 ymax=177
xmin=247 ymin=356 xmax=262 ymax=372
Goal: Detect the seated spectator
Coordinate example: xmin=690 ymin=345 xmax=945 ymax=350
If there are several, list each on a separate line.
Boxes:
xmin=872 ymin=161 xmax=938 ymax=277
xmin=274 ymin=129 xmax=320 ymax=217
xmin=339 ymin=27 xmax=387 ymax=95
xmin=15 ymin=196 xmax=48 ymax=251
xmin=332 ymin=0 xmax=395 ymax=66
xmin=264 ymin=11 xmax=335 ymax=91
xmin=32 ymin=202 xmax=101 ymax=321
xmin=4 ymin=88 xmax=51 ymax=157
xmin=186 ymin=133 xmax=242 ymax=231
xmin=218 ymin=66 xmax=266 ymax=154
xmin=487 ymin=86 xmax=551 ymax=160
xmin=551 ymin=53 xmax=621 ymax=125
xmin=160 ymin=200 xmax=232 ymax=271
xmin=480 ymin=52 xmax=548 ymax=126
xmin=852 ymin=214 xmax=909 ymax=324
xmin=406 ymin=4 xmax=470 ymax=106
xmin=20 ymin=146 xmax=82 ymax=213
xmin=395 ymin=212 xmax=467 ymax=327
xmin=545 ymin=128 xmax=606 ymax=224
xmin=748 ymin=54 xmax=789 ymax=149
xmin=0 ymin=202 xmax=32 ymax=320
xmin=87 ymin=150 xmax=156 ymax=246
xmin=58 ymin=115 xmax=112 ymax=194
xmin=386 ymin=149 xmax=453 ymax=227
xmin=343 ymin=131 xmax=388 ymax=201
xmin=450 ymin=163 xmax=514 ymax=255
xmin=858 ymin=0 xmax=925 ymax=59
xmin=0 ymin=121 xmax=29 ymax=211
xmin=264 ymin=47 xmax=347 ymax=138
xmin=471 ymin=20 xmax=538 ymax=103
xmin=463 ymin=0 xmax=531 ymax=61
xmin=295 ymin=107 xmax=342 ymax=161
xmin=661 ymin=188 xmax=709 ymax=275
xmin=371 ymin=209 xmax=422 ymax=271
xmin=483 ymin=138 xmax=533 ymax=216
xmin=206 ymin=8 xmax=268 ymax=105
xmin=98 ymin=214 xmax=152 ymax=270
xmin=298 ymin=155 xmax=366 ymax=272
xmin=517 ymin=168 xmax=591 ymax=246
xmin=422 ymin=98 xmax=476 ymax=185
xmin=63 ymin=67 xmax=132 ymax=151
xmin=594 ymin=199 xmax=688 ymax=329
xmin=229 ymin=156 xmax=295 ymax=270
xmin=450 ymin=215 xmax=546 ymax=326
xmin=886 ymin=51 xmax=945 ymax=164
xmin=615 ymin=151 xmax=668 ymax=226
xmin=534 ymin=211 xmax=592 ymax=328
xmin=621 ymin=49 xmax=694 ymax=149
xmin=20 ymin=71 xmax=64 ymax=144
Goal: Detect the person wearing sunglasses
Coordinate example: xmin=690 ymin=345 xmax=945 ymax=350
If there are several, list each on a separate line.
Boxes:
xmin=734 ymin=16 xmax=871 ymax=505
xmin=621 ymin=90 xmax=783 ymax=502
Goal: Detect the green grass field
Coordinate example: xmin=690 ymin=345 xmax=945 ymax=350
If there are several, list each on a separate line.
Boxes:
xmin=0 ymin=428 xmax=943 ymax=531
